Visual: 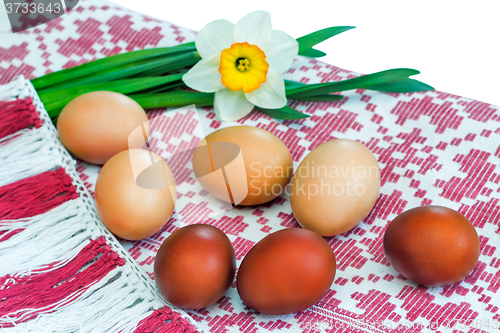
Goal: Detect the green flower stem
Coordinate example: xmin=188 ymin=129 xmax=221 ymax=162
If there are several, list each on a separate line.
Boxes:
xmin=297 ymin=48 xmax=327 ymax=58
xmin=143 ymin=81 xmax=186 ymax=94
xmin=290 ymin=94 xmax=344 ymax=102
xmin=131 ymin=93 xmax=311 ymax=120
xmin=39 ymin=51 xmax=198 ymax=93
xmin=129 ymin=90 xmax=215 ymax=109
xmin=286 ymin=68 xmax=422 ymax=98
xmin=137 ymin=56 xmax=200 ymax=77
xmin=297 ymin=26 xmax=355 ymax=54
xmin=257 ymin=106 xmax=310 ymax=119
xmin=43 ymin=74 xmax=184 ymax=117
xmin=364 ymin=78 xmax=434 ymax=92
xmin=285 ymin=77 xmax=434 ymax=95
xmin=32 ymin=42 xmax=196 ymax=90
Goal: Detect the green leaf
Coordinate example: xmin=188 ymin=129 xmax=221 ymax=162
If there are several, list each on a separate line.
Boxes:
xmin=257 ymin=106 xmax=310 ymax=120
xmin=365 ymin=78 xmax=435 ymax=92
xmin=32 ymin=42 xmax=196 ymax=90
xmin=290 ymin=94 xmax=344 ymax=102
xmin=286 ymin=68 xmax=421 ymax=98
xmin=43 ymin=74 xmax=184 ymax=117
xmin=297 ymin=26 xmax=355 ymax=53
xmin=143 ymin=81 xmax=186 ymax=94
xmin=137 ymin=57 xmax=199 ymax=77
xmin=41 ymin=74 xmax=183 ymax=103
xmin=298 ymin=48 xmax=327 ymax=58
xmin=40 ymin=52 xmax=198 ymax=93
xmin=47 ymin=108 xmax=62 ymax=119
xmin=284 ymin=80 xmax=307 ymax=89
xmin=129 ymin=90 xmax=214 ymax=109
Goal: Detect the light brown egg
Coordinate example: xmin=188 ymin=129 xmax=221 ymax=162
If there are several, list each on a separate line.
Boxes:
xmin=236 ymin=228 xmax=336 ymax=315
xmin=383 ymin=206 xmax=480 ymax=287
xmin=290 ymin=139 xmax=380 ymax=236
xmin=95 ymin=149 xmax=176 ymax=240
xmin=192 ymin=126 xmax=293 ymax=206
xmin=57 ymin=91 xmax=149 ymax=165
xmin=154 ymin=224 xmax=236 ymax=310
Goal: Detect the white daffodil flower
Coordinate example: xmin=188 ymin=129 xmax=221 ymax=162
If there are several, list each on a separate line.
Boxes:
xmin=182 ymin=11 xmax=298 ymax=121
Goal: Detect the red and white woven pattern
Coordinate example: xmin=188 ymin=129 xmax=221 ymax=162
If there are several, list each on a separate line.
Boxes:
xmin=2 ymin=0 xmax=500 ymax=332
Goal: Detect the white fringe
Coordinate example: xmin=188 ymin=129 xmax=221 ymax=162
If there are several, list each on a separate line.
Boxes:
xmin=0 ymin=129 xmax=34 ymax=145
xmin=1 ymin=267 xmax=162 ymax=333
xmin=0 ymin=199 xmax=98 ymax=277
xmin=0 ymin=77 xmax=26 ymax=101
xmin=0 ymin=78 xmax=18 ymax=96
xmin=0 ymin=130 xmax=59 ymax=187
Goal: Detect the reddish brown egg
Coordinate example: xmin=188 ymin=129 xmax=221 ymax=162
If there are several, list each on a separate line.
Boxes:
xmin=236 ymin=228 xmax=336 ymax=315
xmin=154 ymin=224 xmax=236 ymax=310
xmin=383 ymin=206 xmax=480 ymax=287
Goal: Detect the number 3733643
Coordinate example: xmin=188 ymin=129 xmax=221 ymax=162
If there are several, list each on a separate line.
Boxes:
xmin=5 ymin=1 xmax=62 ymax=14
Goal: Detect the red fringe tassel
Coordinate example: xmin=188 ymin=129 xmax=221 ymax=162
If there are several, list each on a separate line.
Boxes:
xmin=0 ymin=229 xmax=24 ymax=243
xmin=0 ymin=167 xmax=78 ymax=242
xmin=134 ymin=307 xmax=199 ymax=333
xmin=0 ymin=236 xmax=125 ymax=327
xmin=0 ymin=98 xmax=43 ymax=140
xmin=0 ymin=167 xmax=78 ymax=221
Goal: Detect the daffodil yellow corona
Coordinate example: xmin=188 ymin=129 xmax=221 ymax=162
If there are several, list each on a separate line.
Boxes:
xmin=182 ymin=11 xmax=298 ymax=121
xmin=219 ymin=42 xmax=269 ymax=93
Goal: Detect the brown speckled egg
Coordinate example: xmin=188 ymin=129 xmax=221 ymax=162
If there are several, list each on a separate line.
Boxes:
xmin=154 ymin=224 xmax=236 ymax=310
xmin=236 ymin=228 xmax=336 ymax=315
xmin=192 ymin=126 xmax=293 ymax=206
xmin=57 ymin=91 xmax=149 ymax=165
xmin=383 ymin=206 xmax=480 ymax=287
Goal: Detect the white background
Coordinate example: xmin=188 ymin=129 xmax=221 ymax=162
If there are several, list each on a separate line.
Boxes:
xmin=110 ymin=0 xmax=500 ymax=106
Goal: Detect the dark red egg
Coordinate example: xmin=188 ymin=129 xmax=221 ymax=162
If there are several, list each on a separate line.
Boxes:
xmin=236 ymin=228 xmax=336 ymax=315
xmin=383 ymin=206 xmax=480 ymax=287
xmin=154 ymin=224 xmax=236 ymax=309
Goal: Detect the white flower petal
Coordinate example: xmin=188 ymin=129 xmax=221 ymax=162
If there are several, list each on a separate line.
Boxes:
xmin=244 ymin=67 xmax=286 ymax=109
xmin=233 ymin=11 xmax=272 ymax=51
xmin=182 ymin=55 xmax=224 ymax=93
xmin=214 ymin=89 xmax=255 ymax=121
xmin=196 ymin=19 xmax=235 ymax=59
xmin=265 ymin=30 xmax=299 ymax=74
